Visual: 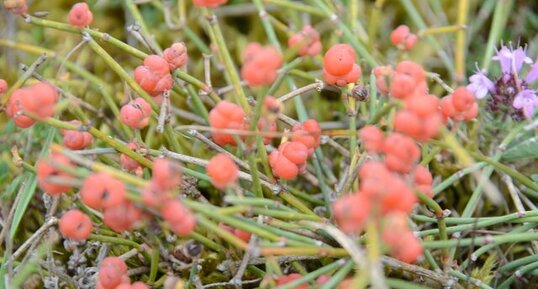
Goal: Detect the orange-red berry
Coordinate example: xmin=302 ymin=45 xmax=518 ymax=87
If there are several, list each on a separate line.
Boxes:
xmin=151 ymin=158 xmax=182 ymax=192
xmin=161 ymin=200 xmax=196 ymax=236
xmin=80 ymin=173 xmax=126 ymax=210
xmin=163 ymin=42 xmax=188 ymax=70
xmin=333 ymin=192 xmax=371 ymax=234
xmin=103 ymin=201 xmax=143 ymax=232
xmin=383 ymin=133 xmax=420 ymax=173
xmin=6 ymin=82 xmax=58 ymax=128
xmin=99 ymin=257 xmax=129 ymax=289
xmin=208 ymin=100 xmax=246 ymax=146
xmin=68 ymin=2 xmax=93 ymax=28
xmin=61 ymin=120 xmax=93 ymax=150
xmin=323 ymin=44 xmax=361 ymax=86
xmin=36 ymin=153 xmax=74 ymax=196
xmin=291 ymin=119 xmax=321 ymax=155
xmin=279 ymin=141 xmax=309 ymax=165
xmin=120 ymin=97 xmax=152 ymax=129
xmin=390 ymin=25 xmax=418 ymax=50
xmin=59 ymin=209 xmax=93 ymax=241
xmin=241 ymin=44 xmax=283 ymax=87
xmin=206 ymin=153 xmax=239 ymax=190
xmin=359 ymin=125 xmax=385 ymax=153
xmin=288 ymin=25 xmax=322 ymax=57
xmin=269 ymin=151 xmax=300 ymax=179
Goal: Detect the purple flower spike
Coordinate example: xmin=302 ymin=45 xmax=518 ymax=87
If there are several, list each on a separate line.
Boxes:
xmin=526 ymin=62 xmax=538 ymax=84
xmin=467 ymin=71 xmax=494 ymax=99
xmin=513 ymin=89 xmax=538 ymax=118
xmin=492 ymin=44 xmax=533 ymax=75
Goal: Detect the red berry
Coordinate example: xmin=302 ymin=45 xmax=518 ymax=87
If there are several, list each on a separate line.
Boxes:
xmin=37 ymin=153 xmax=74 ymax=196
xmin=390 ymin=25 xmax=410 ymax=45
xmin=390 ymin=73 xmax=415 ymax=99
xmin=382 ymin=216 xmax=422 ymax=264
xmin=80 ymin=173 xmax=126 ymax=210
xmin=379 ymin=177 xmax=417 ymax=214
xmin=6 ymin=82 xmax=58 ymax=128
xmin=395 ymin=61 xmax=425 ymax=84
xmin=0 ymin=79 xmax=8 ymax=94
xmin=241 ymin=44 xmax=283 ymax=87
xmin=99 ymin=257 xmax=129 ymax=289
xmin=291 ymin=119 xmax=321 ymax=155
xmin=131 ymin=282 xmax=150 ymax=289
xmin=257 ymin=117 xmax=277 ymax=145
xmin=144 ymin=55 xmax=170 ymax=76
xmin=208 ymin=101 xmax=246 ymax=146
xmin=68 ymin=2 xmax=93 ymax=28
xmin=120 ymin=97 xmax=152 ymax=129
xmin=405 ymin=94 xmax=440 ymax=117
xmin=59 ymin=209 xmax=93 ymax=241
xmin=120 ymin=142 xmax=144 ymax=173
xmin=163 ymin=42 xmax=188 ymax=70
xmin=61 ymin=120 xmax=93 ymax=150
xmin=414 ymin=165 xmax=433 ymax=186
xmin=359 ymin=125 xmax=384 ymax=153
xmin=452 ymin=87 xmax=475 ymax=111
xmin=151 ymin=158 xmax=182 ymax=192
xmin=394 ymin=110 xmax=422 ymax=138
xmin=333 ymin=192 xmax=371 ymax=234
xmin=269 ymin=151 xmax=300 ymax=179
xmin=279 ymin=141 xmax=309 ymax=165
xmin=316 ymin=275 xmax=331 ymax=285
xmin=383 ymin=133 xmax=420 ymax=173
xmin=288 ymin=25 xmax=322 ymax=57
xmin=323 ymin=44 xmax=356 ymax=76
xmin=161 ymin=200 xmax=196 ymax=236
xmin=103 ymin=201 xmax=142 ymax=232
xmin=404 ymin=34 xmax=418 ymax=50
xmin=275 ymin=273 xmax=308 ymax=289
xmin=206 ymin=154 xmax=239 ymax=190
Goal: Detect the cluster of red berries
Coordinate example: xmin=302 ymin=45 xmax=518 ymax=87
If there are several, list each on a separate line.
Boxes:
xmin=3 ymin=0 xmax=27 ymax=15
xmin=374 ymin=61 xmax=443 ymax=141
xmin=7 ymin=82 xmax=58 ymax=128
xmin=61 ymin=120 xmax=93 ymax=150
xmin=333 ymin=127 xmax=431 ymax=263
xmin=134 ymin=55 xmax=173 ymax=99
xmin=206 ymin=153 xmax=239 ymax=190
xmin=208 ymin=100 xmax=277 ymax=146
xmin=67 ymin=2 xmax=93 ymax=28
xmin=440 ymin=87 xmax=478 ymax=122
xmin=120 ymin=97 xmax=152 ymax=129
xmin=390 ymin=25 xmax=418 ymax=50
xmin=241 ymin=43 xmax=283 ymax=87
xmin=192 ymin=0 xmax=227 ymax=8
xmin=323 ymin=44 xmax=361 ymax=86
xmin=97 ymin=257 xmax=149 ymax=289
xmin=288 ymin=25 xmax=322 ymax=57
xmin=268 ymin=119 xmax=320 ymax=179
xmin=141 ymin=158 xmax=196 ymax=236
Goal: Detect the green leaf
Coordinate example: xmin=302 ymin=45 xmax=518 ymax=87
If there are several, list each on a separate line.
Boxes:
xmin=502 ymin=137 xmax=538 ymax=160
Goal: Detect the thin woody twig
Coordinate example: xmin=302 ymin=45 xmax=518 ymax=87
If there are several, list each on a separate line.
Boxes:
xmin=277 ymin=80 xmax=324 ymax=103
xmin=157 ymin=90 xmax=171 ymax=133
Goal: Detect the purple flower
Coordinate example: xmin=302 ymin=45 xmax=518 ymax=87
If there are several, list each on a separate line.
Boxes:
xmin=493 ymin=45 xmax=533 ymax=75
xmin=467 ymin=71 xmax=494 ymax=99
xmin=513 ymin=89 xmax=538 ymax=118
xmin=526 ymin=62 xmax=538 ymax=84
